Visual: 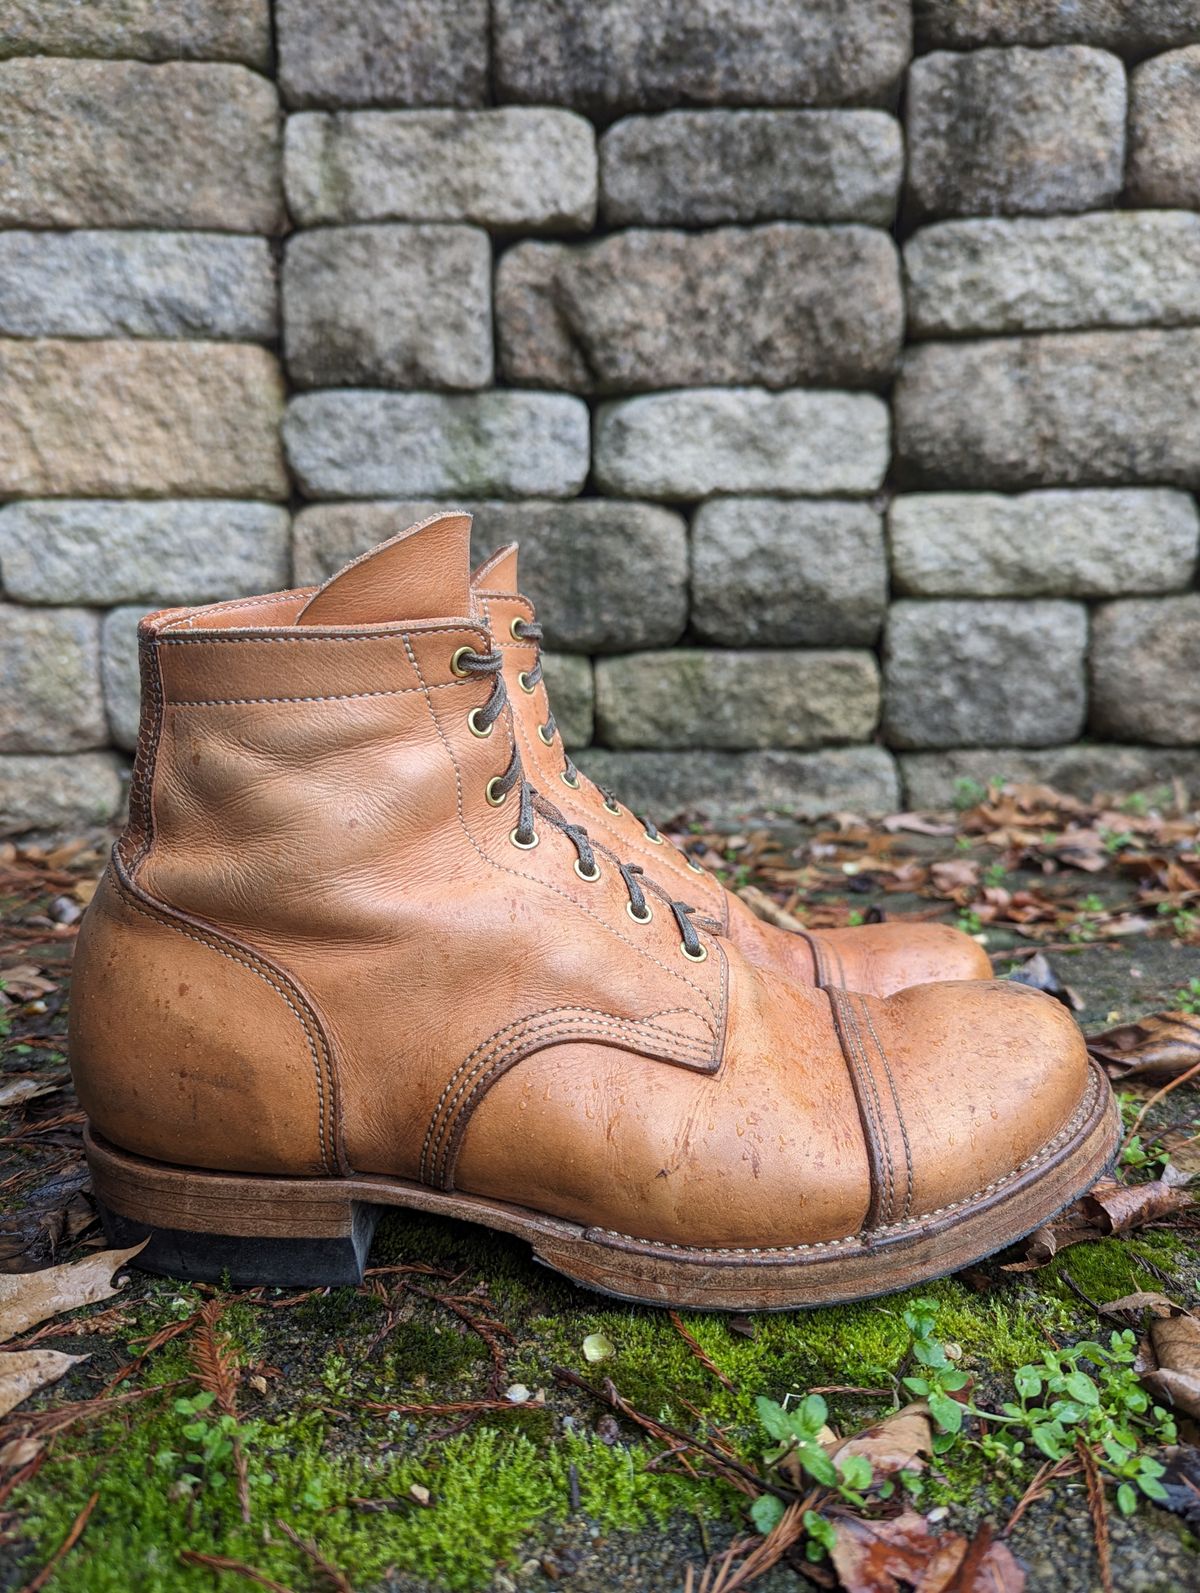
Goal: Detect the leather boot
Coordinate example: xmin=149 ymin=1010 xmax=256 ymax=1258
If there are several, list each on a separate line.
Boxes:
xmin=69 ymin=513 xmax=1118 ymax=1308
xmin=470 ymin=543 xmax=991 ymax=998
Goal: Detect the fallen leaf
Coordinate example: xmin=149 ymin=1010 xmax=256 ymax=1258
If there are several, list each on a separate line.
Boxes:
xmin=1143 ymin=1315 xmax=1200 ymax=1420
xmin=1002 ymin=1179 xmax=1192 ymax=1272
xmin=830 ymin=1510 xmax=1024 ymax=1593
xmin=1087 ymin=1011 xmax=1200 ymax=1082
xmin=582 ymin=1332 xmax=614 ymax=1364
xmin=0 ymin=1349 xmax=87 ymax=1419
xmin=1099 ymin=1292 xmax=1187 ymax=1320
xmin=1155 ymin=1446 xmax=1200 ymax=1528
xmin=0 ymin=965 xmax=58 ymax=1000
xmin=1007 ymin=953 xmax=1083 ymax=1012
xmin=0 ymin=1241 xmax=146 ymax=1340
xmin=930 ymin=859 xmax=980 ymax=899
xmin=826 ymin=1401 xmax=932 ymax=1479
xmin=0 ymin=1078 xmax=59 ymax=1109
xmin=0 ymin=1435 xmax=42 ymax=1470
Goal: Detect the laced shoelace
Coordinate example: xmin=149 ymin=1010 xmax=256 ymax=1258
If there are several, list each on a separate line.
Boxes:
xmin=460 ymin=644 xmax=710 ymax=961
xmin=511 ymin=617 xmax=702 ymax=872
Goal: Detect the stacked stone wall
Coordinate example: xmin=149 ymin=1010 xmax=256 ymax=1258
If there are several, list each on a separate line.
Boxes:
xmin=2 ymin=2 xmax=1199 ymax=829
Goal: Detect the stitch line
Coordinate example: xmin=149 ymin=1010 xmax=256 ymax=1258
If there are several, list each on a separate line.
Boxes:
xmin=429 ymin=1010 xmax=712 ymax=1185
xmin=588 ymin=1070 xmax=1103 ymax=1255
xmin=859 ymin=993 xmax=915 ymax=1222
xmin=169 ymin=680 xmax=467 ymax=709
xmin=157 ymin=623 xmax=486 ymax=646
xmin=112 ymin=871 xmax=333 ymax=1175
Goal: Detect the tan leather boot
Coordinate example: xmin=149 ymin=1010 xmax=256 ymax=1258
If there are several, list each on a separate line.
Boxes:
xmin=471 ymin=543 xmax=991 ymax=998
xmin=69 ymin=513 xmax=1118 ymax=1308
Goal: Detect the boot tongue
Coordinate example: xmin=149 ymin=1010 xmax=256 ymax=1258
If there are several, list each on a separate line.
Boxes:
xmin=470 ymin=542 xmax=519 ymax=596
xmin=296 ymin=511 xmax=474 ymax=626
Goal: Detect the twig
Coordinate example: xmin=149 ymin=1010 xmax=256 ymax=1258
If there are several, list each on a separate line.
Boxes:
xmin=686 ymin=1498 xmax=814 ymax=1593
xmin=552 ymin=1366 xmax=782 ymax=1502
xmin=1004 ymin=1454 xmax=1079 ymax=1534
xmin=1120 ymin=1059 xmax=1200 ymax=1157
xmin=180 ymin=1551 xmax=297 ymax=1593
xmin=14 ymin=1490 xmax=98 ymax=1593
xmin=1076 ymin=1438 xmax=1113 ymax=1593
xmin=1060 ymin=1268 xmax=1103 ymax=1317
xmin=669 ymin=1311 xmax=736 ymax=1392
xmin=276 ymin=1520 xmax=354 ymax=1593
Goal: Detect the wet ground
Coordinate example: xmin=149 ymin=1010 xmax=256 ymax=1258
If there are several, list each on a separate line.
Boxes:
xmin=1 ymin=786 xmax=1198 ymax=1592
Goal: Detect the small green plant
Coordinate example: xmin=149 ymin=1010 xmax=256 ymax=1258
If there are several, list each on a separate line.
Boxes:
xmin=751 ymin=1393 xmax=873 ymax=1555
xmin=952 ymin=777 xmax=989 ymax=812
xmin=320 ymin=1352 xmax=354 ymax=1399
xmin=1120 ymin=1133 xmax=1167 ymax=1174
xmin=1100 ymin=827 xmax=1136 ymax=855
xmin=1173 ymin=977 xmax=1200 ymax=1013
xmin=1158 ymin=901 xmax=1199 ymax=940
xmin=899 ymin=1298 xmax=970 ymax=1448
xmin=155 ymin=1391 xmax=250 ymax=1497
xmin=1120 ymin=792 xmax=1150 ymax=817
xmin=983 ymin=862 xmax=1008 ymax=890
xmin=847 ymin=909 xmax=865 ymax=928
xmin=955 ymin=909 xmax=984 ymax=937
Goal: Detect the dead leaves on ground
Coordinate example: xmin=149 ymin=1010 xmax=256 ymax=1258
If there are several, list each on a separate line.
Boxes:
xmin=1141 ymin=1313 xmax=1200 ymax=1422
xmin=830 ymin=1513 xmax=1023 ymax=1593
xmin=1002 ymin=1178 xmax=1194 ymax=1272
xmin=0 ymin=1243 xmax=143 ymax=1420
xmin=1087 ymin=1011 xmax=1200 ymax=1083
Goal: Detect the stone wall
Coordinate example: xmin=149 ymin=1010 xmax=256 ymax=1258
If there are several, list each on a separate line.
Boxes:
xmin=2 ymin=1 xmax=1199 ymax=832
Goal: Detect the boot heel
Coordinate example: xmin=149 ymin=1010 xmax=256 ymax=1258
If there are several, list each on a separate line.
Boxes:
xmin=85 ymin=1128 xmax=379 ymax=1289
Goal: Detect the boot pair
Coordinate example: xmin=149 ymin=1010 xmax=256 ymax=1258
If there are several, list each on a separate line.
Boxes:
xmin=69 ymin=512 xmax=1118 ymax=1309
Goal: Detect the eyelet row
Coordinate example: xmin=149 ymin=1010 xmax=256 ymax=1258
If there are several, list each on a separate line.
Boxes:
xmin=681 ymin=942 xmax=709 ymax=963
xmin=518 ymin=671 xmax=536 ymax=695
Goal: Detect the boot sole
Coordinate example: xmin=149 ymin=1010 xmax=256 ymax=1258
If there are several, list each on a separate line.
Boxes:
xmin=84 ymin=1060 xmax=1119 ymax=1311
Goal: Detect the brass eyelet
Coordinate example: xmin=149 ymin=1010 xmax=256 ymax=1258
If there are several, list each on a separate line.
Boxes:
xmin=685 ymin=856 xmax=704 ymax=874
xmin=560 ymin=770 xmax=579 ymax=790
xmin=509 ymin=617 xmax=525 ymax=640
xmin=680 ymin=941 xmax=708 ymax=963
xmin=644 ymin=830 xmax=664 ymax=845
xmin=518 ymin=670 xmax=536 ymax=695
xmin=450 ymin=645 xmax=476 ymax=678
xmin=468 ymin=708 xmax=493 ymax=739
xmin=603 ymin=799 xmax=621 ymax=816
xmin=574 ymin=859 xmax=601 ymax=883
xmin=626 ymin=900 xmax=653 ymax=924
xmin=485 ymin=777 xmax=507 ymax=807
xmin=509 ymin=827 xmax=539 ymax=850
xmin=537 ymin=724 xmax=555 ymax=746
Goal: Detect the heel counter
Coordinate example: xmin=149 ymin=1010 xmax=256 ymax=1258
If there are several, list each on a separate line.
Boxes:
xmin=69 ymin=866 xmax=338 ymax=1176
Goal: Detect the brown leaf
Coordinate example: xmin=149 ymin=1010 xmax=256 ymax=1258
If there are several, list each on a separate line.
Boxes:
xmin=827 ymin=1401 xmax=932 ymax=1479
xmin=1087 ymin=1011 xmax=1200 ymax=1082
xmin=1001 ymin=1178 xmax=1192 ymax=1272
xmin=0 ymin=1349 xmax=87 ymax=1419
xmin=930 ymin=859 xmax=980 ymax=900
xmin=830 ymin=1511 xmax=1022 ymax=1593
xmin=0 ymin=1241 xmax=146 ymax=1340
xmin=1143 ymin=1315 xmax=1200 ymax=1420
xmin=1099 ymin=1292 xmax=1187 ymax=1320
xmin=0 ymin=1079 xmax=59 ymax=1110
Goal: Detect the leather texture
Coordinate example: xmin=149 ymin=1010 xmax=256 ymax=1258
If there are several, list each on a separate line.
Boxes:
xmin=69 ymin=512 xmax=1095 ymax=1254
xmin=470 ymin=546 xmax=992 ymax=998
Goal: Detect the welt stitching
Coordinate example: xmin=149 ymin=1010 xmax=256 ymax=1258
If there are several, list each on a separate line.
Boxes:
xmin=842 ymin=987 xmax=896 ymax=1223
xmin=170 ymin=680 xmax=465 ymax=709
xmin=420 ymin=1006 xmax=702 ymax=1182
xmin=114 ymin=878 xmax=332 ymax=1175
xmin=590 ymin=1069 xmax=1103 ymax=1256
xmin=437 ymin=1015 xmax=714 ymax=1187
xmin=157 ymin=624 xmax=483 ymax=646
xmin=859 ymin=994 xmax=915 ymax=1221
xmin=430 ymin=1012 xmax=711 ymax=1183
xmin=831 ymin=985 xmax=894 ymax=1225
xmin=406 ymin=633 xmax=722 ymax=1027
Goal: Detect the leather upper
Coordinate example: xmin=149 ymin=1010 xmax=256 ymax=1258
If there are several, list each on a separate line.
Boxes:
xmin=69 ymin=512 xmax=1091 ymax=1252
xmin=469 ymin=546 xmax=992 ymax=998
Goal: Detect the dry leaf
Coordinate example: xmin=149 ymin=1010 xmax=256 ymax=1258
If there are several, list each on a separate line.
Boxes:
xmin=0 ymin=1078 xmax=59 ymax=1109
xmin=830 ymin=1510 xmax=1024 ymax=1593
xmin=827 ymin=1401 xmax=932 ymax=1479
xmin=1007 ymin=953 xmax=1083 ymax=1013
xmin=1087 ymin=1011 xmax=1200 ymax=1082
xmin=1143 ymin=1315 xmax=1200 ymax=1421
xmin=1099 ymin=1292 xmax=1186 ymax=1320
xmin=1002 ymin=1178 xmax=1192 ymax=1272
xmin=0 ymin=1349 xmax=87 ymax=1419
xmin=0 ymin=1241 xmax=146 ymax=1340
